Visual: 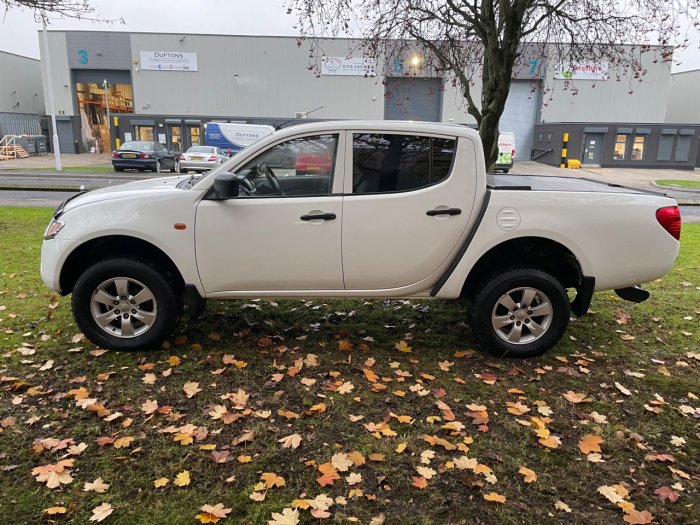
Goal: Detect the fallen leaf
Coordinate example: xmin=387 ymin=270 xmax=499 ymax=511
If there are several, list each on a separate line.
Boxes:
xmin=44 ymin=506 xmax=67 ymax=515
xmin=518 ymin=466 xmax=537 ymax=483
xmin=578 ymin=434 xmax=603 ymax=454
xmin=90 ymin=502 xmax=114 ymax=522
xmin=261 ymin=472 xmax=286 ymax=488
xmin=267 ymin=507 xmax=299 ymax=525
xmin=415 ymin=466 xmax=437 ymax=479
xmin=154 ymin=477 xmax=169 ymax=488
xmin=623 ymin=510 xmax=654 ymax=524
xmin=483 ymin=492 xmax=506 ymax=504
xmin=278 ymin=433 xmax=302 ymax=450
xmin=331 ymin=453 xmax=353 ymax=472
xmin=174 ymin=470 xmax=191 ymax=487
xmin=412 ymin=476 xmax=428 ymax=489
xmin=395 ymin=341 xmax=412 ymax=353
xmin=654 ymin=486 xmax=679 ymax=503
xmin=196 ymin=503 xmax=232 ymax=524
xmin=563 ymin=391 xmax=591 ymax=404
xmin=83 ymin=477 xmax=110 ymax=493
xmin=554 ymin=501 xmax=572 ymax=513
xmin=615 ymin=382 xmax=632 ymax=396
xmin=183 ymin=381 xmax=202 ymax=398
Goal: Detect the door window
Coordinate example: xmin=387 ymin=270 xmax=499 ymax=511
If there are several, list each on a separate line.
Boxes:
xmin=613 ymin=134 xmax=628 ymax=160
xmin=352 ymin=134 xmax=455 ymax=194
xmin=235 ymin=134 xmax=339 ymax=197
xmin=169 ymin=126 xmax=182 ymax=152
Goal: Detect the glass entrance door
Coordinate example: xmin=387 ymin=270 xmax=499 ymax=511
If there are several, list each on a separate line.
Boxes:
xmin=169 ymin=126 xmax=182 ymax=152
xmin=188 ymin=126 xmax=201 ymax=147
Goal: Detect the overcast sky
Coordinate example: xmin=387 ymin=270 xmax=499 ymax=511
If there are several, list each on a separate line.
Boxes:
xmin=1 ymin=0 xmax=699 ymax=72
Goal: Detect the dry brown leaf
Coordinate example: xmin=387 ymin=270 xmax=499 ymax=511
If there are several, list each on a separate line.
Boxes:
xmin=483 ymin=492 xmax=506 ymax=504
xmin=183 ymin=381 xmax=202 ymax=398
xmin=261 ymin=472 xmax=286 ymax=488
xmin=518 ymin=466 xmax=537 ymax=483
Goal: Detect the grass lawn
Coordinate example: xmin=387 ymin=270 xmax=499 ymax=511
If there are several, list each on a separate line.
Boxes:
xmin=0 ymin=207 xmax=698 ymax=525
xmin=656 ymin=179 xmax=700 ymax=189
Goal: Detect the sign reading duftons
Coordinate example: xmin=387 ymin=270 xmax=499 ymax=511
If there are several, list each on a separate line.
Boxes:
xmin=139 ymin=51 xmax=199 ymax=71
xmin=321 ymin=57 xmax=377 ymax=77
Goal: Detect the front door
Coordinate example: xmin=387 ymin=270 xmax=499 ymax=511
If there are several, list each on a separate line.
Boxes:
xmin=582 ymin=133 xmax=604 ymax=165
xmin=168 ymin=125 xmax=182 ymax=152
xmin=188 ymin=126 xmax=202 ymax=148
xmin=195 ymin=133 xmax=344 ymax=293
xmin=342 ymin=132 xmax=476 ymax=290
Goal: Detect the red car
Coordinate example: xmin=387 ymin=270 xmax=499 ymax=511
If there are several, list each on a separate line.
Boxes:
xmin=295 ymin=145 xmax=333 ymax=175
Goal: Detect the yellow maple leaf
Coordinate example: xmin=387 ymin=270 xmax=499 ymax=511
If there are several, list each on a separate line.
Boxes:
xmin=395 ymin=442 xmax=407 ymax=453
xmin=578 ymin=434 xmax=603 ymax=455
xmin=412 ymin=476 xmax=428 ymax=489
xmin=90 ymin=502 xmax=114 ymax=522
xmin=154 ymin=477 xmax=169 ymax=488
xmin=113 ymin=436 xmax=134 ymax=449
xmin=174 ymin=470 xmax=191 ymax=487
xmin=168 ymin=355 xmax=181 ymax=366
xmin=278 ymin=433 xmax=302 ymax=450
xmin=395 ymin=341 xmax=412 ymax=353
xmin=347 ymin=451 xmax=366 ymax=466
xmin=483 ymin=492 xmax=506 ymax=504
xmin=338 ymin=339 xmax=353 ymax=352
xmin=518 ymin=466 xmax=537 ymax=483
xmin=563 ymin=391 xmax=591 ymax=404
xmin=267 ymin=508 xmax=300 ymax=525
xmin=261 ymin=472 xmax=286 ymax=488
xmin=44 ymin=506 xmax=67 ymax=515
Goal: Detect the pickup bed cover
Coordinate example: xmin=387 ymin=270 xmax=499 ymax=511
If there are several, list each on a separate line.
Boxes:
xmin=487 ymin=174 xmax=663 ymax=196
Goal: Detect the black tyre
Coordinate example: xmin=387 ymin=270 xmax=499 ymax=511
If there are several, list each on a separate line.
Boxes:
xmin=503 ymin=169 xmax=510 ymax=174
xmin=72 ymin=258 xmax=179 ymax=351
xmin=180 ymin=167 xmax=188 ymax=174
xmin=155 ymin=160 xmax=162 ymax=173
xmin=114 ymin=166 xmax=124 ymax=172
xmin=170 ymin=161 xmax=178 ymax=173
xmin=469 ymin=269 xmax=570 ymax=358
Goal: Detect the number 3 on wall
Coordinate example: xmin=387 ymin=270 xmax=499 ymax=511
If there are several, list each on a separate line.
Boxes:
xmin=78 ymin=49 xmax=88 ymax=64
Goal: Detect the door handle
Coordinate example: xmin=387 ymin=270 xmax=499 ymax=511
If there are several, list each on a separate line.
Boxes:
xmin=300 ymin=212 xmax=336 ymax=221
xmin=426 ymin=208 xmax=461 ymax=216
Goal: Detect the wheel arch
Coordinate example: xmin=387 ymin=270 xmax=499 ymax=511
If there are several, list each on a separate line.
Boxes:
xmin=60 ymin=235 xmax=185 ymax=296
xmin=461 ymin=236 xmax=584 ymax=298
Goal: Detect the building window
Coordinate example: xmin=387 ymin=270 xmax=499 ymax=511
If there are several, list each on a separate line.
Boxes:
xmin=545 ymin=131 xmax=552 ymax=141
xmin=657 ymin=134 xmax=675 ymax=161
xmin=675 ymin=134 xmax=692 ymax=162
xmin=614 ymin=134 xmax=628 ymax=160
xmin=631 ymin=136 xmax=645 ymax=160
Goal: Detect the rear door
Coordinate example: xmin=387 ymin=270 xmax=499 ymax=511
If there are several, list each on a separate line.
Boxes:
xmin=341 ymin=131 xmax=477 ymax=290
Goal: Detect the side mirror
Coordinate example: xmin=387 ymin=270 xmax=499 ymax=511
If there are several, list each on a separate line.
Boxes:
xmin=213 ymin=172 xmax=243 ymax=199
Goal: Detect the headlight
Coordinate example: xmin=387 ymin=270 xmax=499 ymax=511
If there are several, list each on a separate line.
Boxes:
xmin=43 ymin=219 xmax=65 ymax=240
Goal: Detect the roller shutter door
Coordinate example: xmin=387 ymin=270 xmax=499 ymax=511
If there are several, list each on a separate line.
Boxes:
xmin=499 ymin=81 xmax=540 ymax=160
xmin=384 ymin=78 xmax=443 ymax=122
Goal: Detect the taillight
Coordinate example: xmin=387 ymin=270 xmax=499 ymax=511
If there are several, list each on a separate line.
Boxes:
xmin=512 ymin=149 xmax=515 ymax=158
xmin=179 ymin=153 xmax=185 ymax=160
xmin=208 ymin=155 xmax=217 ymax=161
xmin=139 ymin=152 xmax=150 ymax=159
xmin=111 ymin=150 xmax=119 ymax=158
xmin=656 ymin=206 xmax=681 ymax=240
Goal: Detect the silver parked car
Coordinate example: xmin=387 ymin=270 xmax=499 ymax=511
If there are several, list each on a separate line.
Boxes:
xmin=178 ymin=146 xmax=228 ymax=173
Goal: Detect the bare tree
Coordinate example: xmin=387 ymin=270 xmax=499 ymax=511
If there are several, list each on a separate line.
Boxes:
xmin=287 ymin=0 xmax=699 ymax=170
xmin=1 ymin=0 xmax=119 ymax=22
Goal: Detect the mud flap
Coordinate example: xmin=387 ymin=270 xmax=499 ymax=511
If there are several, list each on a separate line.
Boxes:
xmin=571 ymin=276 xmax=595 ymax=317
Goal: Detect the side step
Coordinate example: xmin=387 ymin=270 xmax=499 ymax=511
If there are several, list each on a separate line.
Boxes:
xmin=615 ymin=286 xmax=650 ymax=303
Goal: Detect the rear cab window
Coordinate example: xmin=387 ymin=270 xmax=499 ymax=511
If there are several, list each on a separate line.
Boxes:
xmin=351 ymin=133 xmax=456 ymax=194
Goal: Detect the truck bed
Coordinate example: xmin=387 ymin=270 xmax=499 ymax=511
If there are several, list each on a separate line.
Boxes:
xmin=487 ymin=174 xmax=665 ymax=196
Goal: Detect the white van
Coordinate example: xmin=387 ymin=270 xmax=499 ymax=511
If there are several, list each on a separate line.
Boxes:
xmin=495 ymin=131 xmax=515 ymax=173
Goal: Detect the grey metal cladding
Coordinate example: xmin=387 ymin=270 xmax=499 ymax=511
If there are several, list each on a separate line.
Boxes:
xmin=72 ymin=70 xmax=132 ymax=85
xmin=583 ymin=127 xmax=609 ymax=133
xmin=66 ymin=32 xmax=131 ymax=69
xmin=679 ymin=129 xmax=695 ymax=135
xmin=635 ymin=128 xmax=651 ymax=134
xmin=617 ymin=127 xmax=633 ymax=134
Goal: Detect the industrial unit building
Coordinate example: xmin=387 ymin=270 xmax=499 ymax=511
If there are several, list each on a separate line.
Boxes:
xmin=33 ymin=30 xmax=697 ymax=167
xmin=0 ymin=50 xmax=45 ymax=137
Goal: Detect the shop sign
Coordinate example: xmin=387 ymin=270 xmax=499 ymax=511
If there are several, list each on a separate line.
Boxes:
xmin=140 ymin=51 xmax=199 ymax=72
xmin=556 ymin=61 xmax=608 ymax=80
xmin=321 ymin=57 xmax=377 ymax=77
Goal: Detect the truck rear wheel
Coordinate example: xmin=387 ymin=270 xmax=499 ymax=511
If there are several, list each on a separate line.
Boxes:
xmin=71 ymin=258 xmax=179 ymax=351
xmin=469 ymin=269 xmax=570 ymax=358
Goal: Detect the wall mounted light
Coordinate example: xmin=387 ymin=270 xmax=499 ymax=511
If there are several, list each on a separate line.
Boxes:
xmin=410 ymin=55 xmax=422 ymax=67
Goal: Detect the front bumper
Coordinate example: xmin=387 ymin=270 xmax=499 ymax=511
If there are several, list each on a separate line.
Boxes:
xmin=40 ymin=237 xmax=75 ymax=293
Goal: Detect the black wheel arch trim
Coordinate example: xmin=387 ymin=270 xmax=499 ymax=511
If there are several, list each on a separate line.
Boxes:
xmin=430 ymin=190 xmax=491 ymax=297
xmin=571 ymin=276 xmax=595 ymax=317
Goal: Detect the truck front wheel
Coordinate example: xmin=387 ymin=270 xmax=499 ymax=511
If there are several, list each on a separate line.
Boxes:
xmin=72 ymin=258 xmax=179 ymax=351
xmin=469 ymin=269 xmax=570 ymax=358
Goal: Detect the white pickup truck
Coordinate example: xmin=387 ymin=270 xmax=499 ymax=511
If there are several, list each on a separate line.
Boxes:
xmin=40 ymin=121 xmax=681 ymax=358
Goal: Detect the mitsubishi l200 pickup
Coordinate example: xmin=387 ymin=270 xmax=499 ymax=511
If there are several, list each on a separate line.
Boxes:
xmin=40 ymin=121 xmax=681 ymax=357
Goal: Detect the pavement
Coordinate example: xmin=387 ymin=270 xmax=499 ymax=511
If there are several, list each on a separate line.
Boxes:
xmin=0 ymin=154 xmax=699 ymax=204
